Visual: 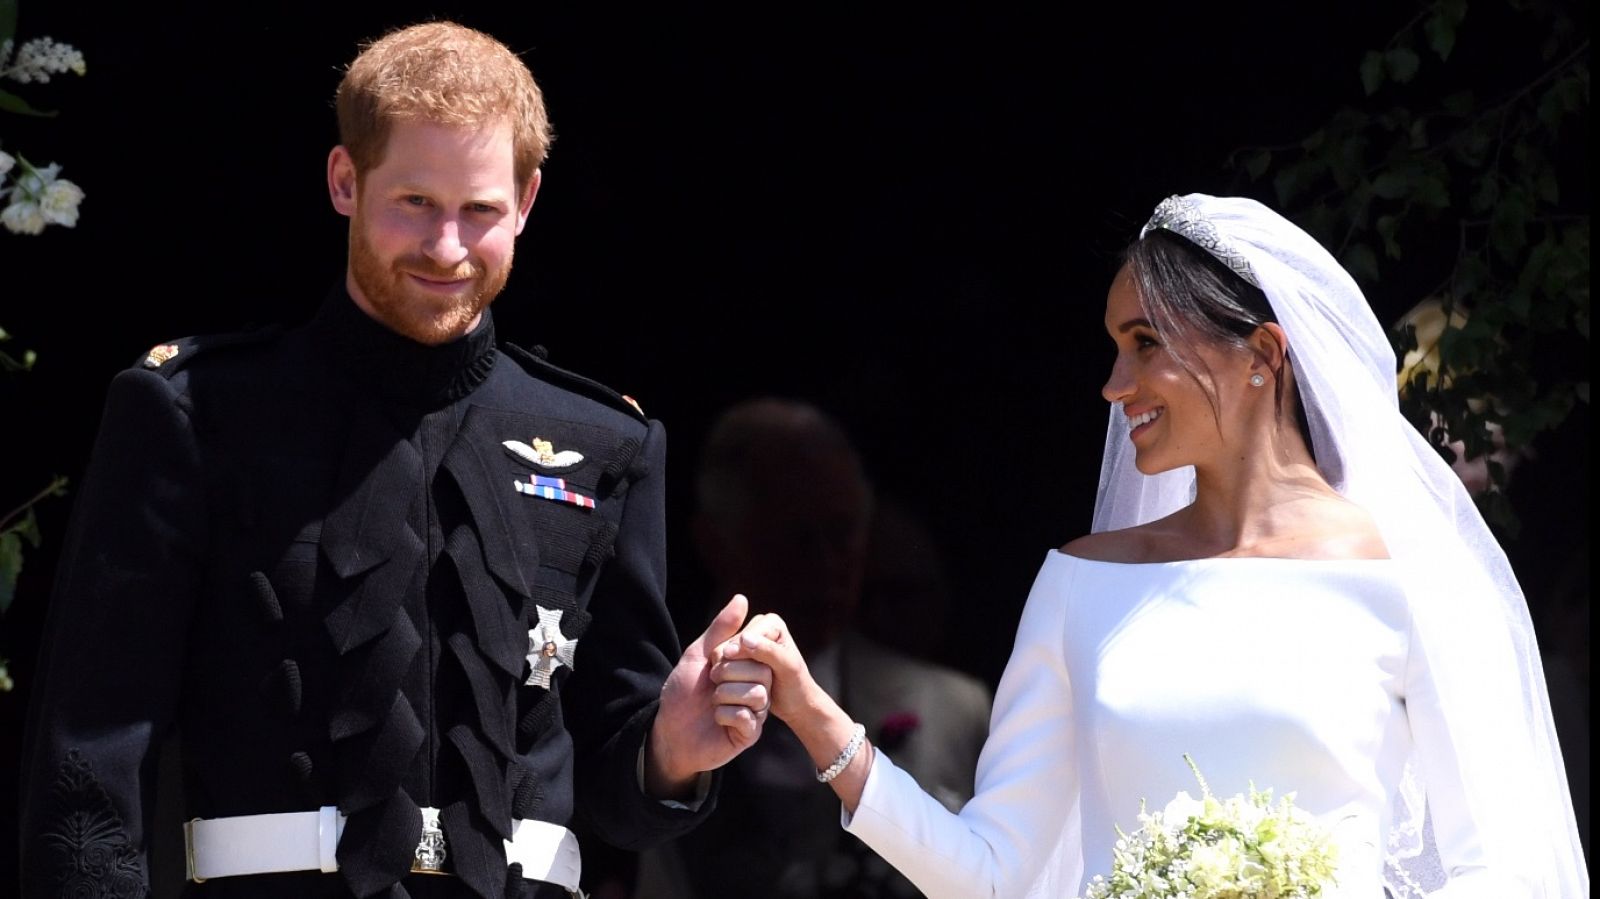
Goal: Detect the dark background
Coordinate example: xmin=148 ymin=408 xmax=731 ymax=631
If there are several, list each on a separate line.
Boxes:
xmin=1 ymin=0 xmax=1588 ymax=890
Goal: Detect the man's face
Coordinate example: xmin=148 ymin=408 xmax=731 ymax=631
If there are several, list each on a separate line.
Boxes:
xmin=328 ymin=118 xmax=538 ymax=345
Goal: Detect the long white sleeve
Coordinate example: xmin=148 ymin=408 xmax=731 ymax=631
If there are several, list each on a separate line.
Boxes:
xmin=844 ymin=557 xmax=1079 ymax=899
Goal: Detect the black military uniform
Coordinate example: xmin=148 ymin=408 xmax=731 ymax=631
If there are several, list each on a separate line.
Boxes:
xmin=20 ymin=287 xmax=713 ymax=898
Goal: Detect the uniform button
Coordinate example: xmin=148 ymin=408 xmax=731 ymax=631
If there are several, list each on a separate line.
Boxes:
xmin=262 ymin=658 xmax=303 ymax=717
xmin=288 ymin=750 xmax=315 ymax=782
xmin=248 ymin=571 xmax=283 ymax=622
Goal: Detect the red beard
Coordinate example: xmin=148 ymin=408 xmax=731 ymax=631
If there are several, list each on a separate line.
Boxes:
xmin=347 ymin=214 xmax=511 ymax=345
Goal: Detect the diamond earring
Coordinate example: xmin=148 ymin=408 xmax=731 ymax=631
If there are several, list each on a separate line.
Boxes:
xmin=1249 ymin=373 xmax=1266 ymax=388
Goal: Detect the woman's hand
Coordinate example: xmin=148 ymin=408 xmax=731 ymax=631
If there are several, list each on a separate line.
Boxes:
xmin=717 ymin=612 xmax=815 ymax=724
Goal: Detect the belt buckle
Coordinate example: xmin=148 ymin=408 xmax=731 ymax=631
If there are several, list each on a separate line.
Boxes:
xmin=411 ymin=806 xmax=448 ymax=875
xmin=184 ymin=818 xmax=206 ymax=883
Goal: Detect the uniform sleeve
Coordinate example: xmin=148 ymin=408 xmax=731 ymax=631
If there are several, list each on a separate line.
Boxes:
xmin=1401 ymin=564 xmax=1578 ymax=898
xmin=844 ymin=559 xmax=1080 ymax=899
xmin=563 ymin=419 xmax=716 ymax=849
xmin=19 ymin=368 xmax=207 ymax=898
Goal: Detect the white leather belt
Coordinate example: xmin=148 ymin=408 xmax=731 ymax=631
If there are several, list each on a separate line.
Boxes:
xmin=184 ymin=806 xmax=582 ymax=893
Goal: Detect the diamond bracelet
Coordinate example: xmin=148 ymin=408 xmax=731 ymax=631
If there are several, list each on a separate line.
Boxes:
xmin=816 ymin=722 xmax=867 ymax=783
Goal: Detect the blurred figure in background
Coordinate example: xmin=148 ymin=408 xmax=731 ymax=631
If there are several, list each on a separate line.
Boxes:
xmin=854 ymin=496 xmax=958 ymax=669
xmin=636 ymin=397 xmax=991 ymax=898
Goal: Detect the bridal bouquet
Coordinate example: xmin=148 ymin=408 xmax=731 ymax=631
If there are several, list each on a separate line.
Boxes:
xmin=1080 ymin=756 xmax=1339 ymax=899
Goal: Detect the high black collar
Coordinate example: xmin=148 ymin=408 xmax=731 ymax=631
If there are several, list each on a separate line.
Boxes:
xmin=309 ymin=284 xmax=497 ymax=408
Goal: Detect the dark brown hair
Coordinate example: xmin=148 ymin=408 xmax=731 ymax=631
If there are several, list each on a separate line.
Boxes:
xmin=1123 ymin=229 xmax=1314 ymax=449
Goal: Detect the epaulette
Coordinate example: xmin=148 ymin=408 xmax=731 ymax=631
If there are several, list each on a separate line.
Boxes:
xmin=133 ymin=325 xmax=284 ymax=379
xmin=504 ymin=342 xmax=650 ymax=424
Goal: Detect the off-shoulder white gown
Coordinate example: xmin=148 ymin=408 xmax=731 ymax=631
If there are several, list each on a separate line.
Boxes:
xmin=844 ymin=551 xmax=1533 ymax=898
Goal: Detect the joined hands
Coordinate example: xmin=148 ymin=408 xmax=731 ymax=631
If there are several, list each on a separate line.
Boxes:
xmin=650 ymin=601 xmax=871 ymax=809
xmin=718 ymin=610 xmax=874 ymax=810
xmin=646 ymin=594 xmax=774 ymax=799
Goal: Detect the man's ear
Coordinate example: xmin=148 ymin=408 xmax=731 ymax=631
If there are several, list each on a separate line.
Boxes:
xmin=328 ymin=146 xmax=359 ymax=217
xmin=1248 ymin=322 xmax=1290 ymax=378
xmin=513 ymin=168 xmax=542 ymax=236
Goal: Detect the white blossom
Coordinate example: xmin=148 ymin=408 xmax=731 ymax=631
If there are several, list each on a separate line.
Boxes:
xmin=0 ymin=158 xmax=85 ymax=233
xmin=2 ymin=200 xmax=48 ymax=235
xmin=39 ymin=178 xmax=84 ymax=227
xmin=3 ymin=36 xmax=86 ymax=84
xmin=2 ymin=31 xmax=88 ymax=235
xmin=1160 ymin=792 xmax=1207 ymax=822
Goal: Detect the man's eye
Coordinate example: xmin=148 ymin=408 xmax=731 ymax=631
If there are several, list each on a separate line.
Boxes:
xmin=405 ymin=195 xmax=430 ymax=207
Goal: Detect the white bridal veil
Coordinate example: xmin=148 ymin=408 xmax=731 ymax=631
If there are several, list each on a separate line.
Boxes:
xmin=1092 ymin=194 xmax=1587 ymax=896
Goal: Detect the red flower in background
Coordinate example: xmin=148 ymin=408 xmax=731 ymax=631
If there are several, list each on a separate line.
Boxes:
xmin=876 ymin=711 xmax=920 ymax=751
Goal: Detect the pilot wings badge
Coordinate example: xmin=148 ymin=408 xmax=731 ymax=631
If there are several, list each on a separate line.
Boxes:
xmin=503 ymin=437 xmax=585 ymax=471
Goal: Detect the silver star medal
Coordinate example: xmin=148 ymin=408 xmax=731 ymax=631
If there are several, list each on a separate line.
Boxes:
xmin=526 ymin=606 xmax=578 ymax=689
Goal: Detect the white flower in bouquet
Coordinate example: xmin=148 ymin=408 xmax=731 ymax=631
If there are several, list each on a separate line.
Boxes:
xmin=1080 ymin=756 xmax=1340 ymax=899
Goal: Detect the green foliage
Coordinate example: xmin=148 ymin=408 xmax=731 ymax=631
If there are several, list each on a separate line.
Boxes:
xmin=0 ymin=325 xmax=68 ymax=692
xmin=1231 ymin=0 xmax=1589 ymax=536
xmin=0 ymin=325 xmax=37 ymax=371
xmin=1 ymin=508 xmax=41 ymax=616
xmin=0 ymin=89 xmax=57 ymax=117
xmin=2 ymin=0 xmax=81 ymax=690
xmin=0 ymin=0 xmax=17 ymax=44
xmin=0 ymin=475 xmax=67 ymax=617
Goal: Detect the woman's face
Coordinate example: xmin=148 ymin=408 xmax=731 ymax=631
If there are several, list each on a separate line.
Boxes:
xmin=1100 ymin=264 xmax=1253 ymax=475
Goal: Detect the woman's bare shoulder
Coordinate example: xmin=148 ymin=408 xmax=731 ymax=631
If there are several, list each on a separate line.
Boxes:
xmin=1059 ymin=524 xmax=1165 ymax=563
xmin=1275 ymin=496 xmax=1391 ymax=560
xmin=1060 ymin=497 xmax=1390 ymax=563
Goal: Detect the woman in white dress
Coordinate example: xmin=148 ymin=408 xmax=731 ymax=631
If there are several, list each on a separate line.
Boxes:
xmin=719 ymin=194 xmax=1588 ymax=897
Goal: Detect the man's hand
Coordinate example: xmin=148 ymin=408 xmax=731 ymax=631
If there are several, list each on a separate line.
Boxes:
xmin=645 ymin=594 xmax=772 ymax=799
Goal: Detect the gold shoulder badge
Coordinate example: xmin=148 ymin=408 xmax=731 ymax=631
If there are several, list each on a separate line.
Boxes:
xmin=622 ymin=394 xmax=644 ymax=416
xmin=142 ymin=344 xmax=180 ymax=369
